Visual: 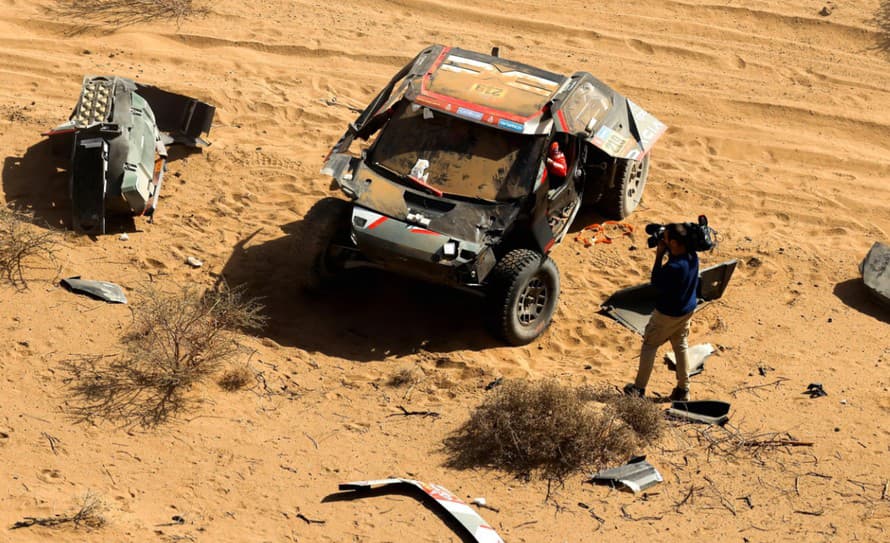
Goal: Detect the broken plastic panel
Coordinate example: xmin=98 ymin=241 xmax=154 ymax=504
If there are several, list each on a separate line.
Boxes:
xmin=587 ymin=456 xmax=663 ymax=493
xmin=338 ymin=479 xmax=504 ymax=543
xmin=601 ymin=260 xmax=738 ymax=335
xmin=860 ymin=242 xmax=890 ymax=307
xmin=666 ymin=400 xmax=730 ymax=425
xmin=664 ymin=343 xmax=714 ymax=377
xmin=61 ymin=276 xmax=127 ymax=304
xmin=44 ymin=75 xmax=214 ymax=234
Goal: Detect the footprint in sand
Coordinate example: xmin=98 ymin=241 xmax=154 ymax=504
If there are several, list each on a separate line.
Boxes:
xmin=37 ymin=468 xmax=64 ymax=484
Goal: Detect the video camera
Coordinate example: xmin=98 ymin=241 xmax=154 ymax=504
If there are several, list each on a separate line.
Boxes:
xmin=646 ymin=215 xmax=716 ymax=252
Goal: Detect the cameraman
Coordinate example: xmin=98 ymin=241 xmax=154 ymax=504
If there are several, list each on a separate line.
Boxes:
xmin=625 ymin=223 xmax=699 ymax=401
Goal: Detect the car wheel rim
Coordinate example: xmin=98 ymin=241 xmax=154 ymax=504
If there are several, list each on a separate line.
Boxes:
xmin=516 ymin=274 xmax=548 ymax=326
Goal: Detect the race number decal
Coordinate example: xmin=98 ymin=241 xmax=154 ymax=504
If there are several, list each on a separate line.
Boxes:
xmin=470 ymin=83 xmax=505 ymax=98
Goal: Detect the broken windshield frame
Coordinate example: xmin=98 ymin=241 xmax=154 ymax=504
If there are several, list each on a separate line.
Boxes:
xmin=366 ymin=101 xmax=545 ymax=203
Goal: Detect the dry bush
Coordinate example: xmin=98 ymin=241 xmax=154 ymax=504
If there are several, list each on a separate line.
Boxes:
xmin=387 ymin=366 xmax=424 ymax=387
xmin=48 ymin=0 xmax=207 ymax=29
xmin=217 ymin=365 xmax=254 ymax=392
xmin=444 ymin=379 xmax=639 ymax=482
xmin=11 ymin=492 xmax=105 ymax=530
xmin=611 ymin=395 xmax=663 ymax=442
xmin=63 ymin=283 xmax=265 ymax=427
xmin=0 ymin=209 xmax=58 ymax=287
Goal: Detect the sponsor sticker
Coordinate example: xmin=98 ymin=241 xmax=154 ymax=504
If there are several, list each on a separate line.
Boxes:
xmin=498 ymin=118 xmax=524 ymax=132
xmin=456 ymin=107 xmax=484 ymax=121
xmin=594 ymin=125 xmax=628 ymax=155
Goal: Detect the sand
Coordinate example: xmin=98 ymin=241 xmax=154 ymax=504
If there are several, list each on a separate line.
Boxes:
xmin=1 ymin=0 xmax=889 ymax=541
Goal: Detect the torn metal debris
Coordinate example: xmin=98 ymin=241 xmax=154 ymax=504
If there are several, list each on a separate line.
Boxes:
xmin=666 ymin=400 xmax=731 ymax=426
xmin=338 ymin=479 xmax=504 ymax=543
xmin=804 ymin=383 xmax=827 ymax=398
xmin=601 ymin=260 xmax=737 ymax=335
xmin=587 ymin=456 xmax=663 ymax=493
xmin=860 ymin=242 xmax=890 ymax=307
xmin=44 ymin=76 xmax=215 ymax=234
xmin=664 ymin=343 xmax=714 ymax=377
xmin=60 ymin=276 xmax=127 ymax=304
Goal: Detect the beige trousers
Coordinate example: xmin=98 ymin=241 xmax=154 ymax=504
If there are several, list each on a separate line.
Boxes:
xmin=634 ymin=309 xmax=693 ymax=390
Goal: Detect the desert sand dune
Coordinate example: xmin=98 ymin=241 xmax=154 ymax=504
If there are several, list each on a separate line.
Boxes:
xmin=0 ymin=0 xmax=888 ymax=541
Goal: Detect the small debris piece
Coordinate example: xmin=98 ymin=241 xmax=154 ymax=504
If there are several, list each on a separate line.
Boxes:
xmin=587 ymin=456 xmax=663 ymax=493
xmin=61 ymin=276 xmax=127 ymax=304
xmin=471 ymin=497 xmax=500 ymax=513
xmin=338 ymin=479 xmax=504 ymax=543
xmin=484 ymin=377 xmax=503 ymax=390
xmin=819 ymin=6 xmax=832 ymax=16
xmin=804 ymin=383 xmax=827 ymax=398
xmin=186 ymin=256 xmax=203 ymax=268
xmin=119 ymin=233 xmax=129 ymax=241
xmin=664 ymin=343 xmax=713 ymax=377
xmin=666 ymin=400 xmax=731 ymax=426
xmin=860 ymin=242 xmax=890 ymax=307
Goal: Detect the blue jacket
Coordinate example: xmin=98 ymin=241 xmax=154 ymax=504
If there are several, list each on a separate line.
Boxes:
xmin=652 ymin=252 xmax=699 ymax=317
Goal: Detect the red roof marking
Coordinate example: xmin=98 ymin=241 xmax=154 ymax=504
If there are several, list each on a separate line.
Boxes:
xmin=367 ymin=216 xmax=388 ymax=229
xmin=418 ymin=88 xmax=534 ymax=124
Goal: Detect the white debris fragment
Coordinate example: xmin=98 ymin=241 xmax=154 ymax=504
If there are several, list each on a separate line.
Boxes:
xmin=119 ymin=233 xmax=129 ymax=241
xmin=186 ymin=256 xmax=203 ymax=268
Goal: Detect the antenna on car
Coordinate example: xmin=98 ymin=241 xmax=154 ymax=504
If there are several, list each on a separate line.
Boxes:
xmin=491 ymin=46 xmax=500 ymax=57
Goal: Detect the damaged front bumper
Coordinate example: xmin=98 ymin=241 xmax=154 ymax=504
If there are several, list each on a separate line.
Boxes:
xmin=346 ymin=206 xmax=497 ymax=287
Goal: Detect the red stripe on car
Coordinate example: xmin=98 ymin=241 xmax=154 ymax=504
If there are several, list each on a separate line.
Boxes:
xmin=367 ymin=216 xmax=388 ymax=229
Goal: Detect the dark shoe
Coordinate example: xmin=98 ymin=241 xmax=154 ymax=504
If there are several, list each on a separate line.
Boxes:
xmin=670 ymin=387 xmax=690 ymax=402
xmin=623 ymin=383 xmax=645 ymax=398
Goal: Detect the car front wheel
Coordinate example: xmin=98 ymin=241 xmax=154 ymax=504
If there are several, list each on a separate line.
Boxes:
xmin=598 ymin=154 xmax=650 ymax=219
xmin=487 ymin=249 xmax=560 ymax=345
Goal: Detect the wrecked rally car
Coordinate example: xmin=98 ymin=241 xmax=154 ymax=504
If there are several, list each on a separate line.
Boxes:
xmin=43 ymin=76 xmax=215 ymax=234
xmin=318 ymin=45 xmax=666 ymax=345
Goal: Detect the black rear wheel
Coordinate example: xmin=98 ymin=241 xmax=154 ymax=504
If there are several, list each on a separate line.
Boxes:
xmin=487 ymin=249 xmax=560 ymax=345
xmin=598 ymin=154 xmax=650 ymax=219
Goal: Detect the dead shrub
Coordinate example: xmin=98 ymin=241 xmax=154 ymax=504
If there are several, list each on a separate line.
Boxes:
xmin=611 ymin=395 xmax=663 ymax=442
xmin=0 ymin=209 xmax=58 ymax=287
xmin=444 ymin=379 xmax=638 ymax=482
xmin=217 ymin=365 xmax=254 ymax=392
xmin=387 ymin=366 xmax=424 ymax=387
xmin=578 ymin=385 xmax=664 ymax=442
xmin=63 ymin=283 xmax=265 ymax=427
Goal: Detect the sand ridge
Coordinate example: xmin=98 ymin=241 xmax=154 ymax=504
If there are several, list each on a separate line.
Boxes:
xmin=0 ymin=0 xmax=889 ymax=541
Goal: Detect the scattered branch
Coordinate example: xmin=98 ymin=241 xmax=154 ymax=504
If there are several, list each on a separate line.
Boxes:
xmin=11 ymin=492 xmax=105 ymax=530
xmin=730 ymin=378 xmax=789 ymax=397
xmin=390 ymin=405 xmax=440 ymax=419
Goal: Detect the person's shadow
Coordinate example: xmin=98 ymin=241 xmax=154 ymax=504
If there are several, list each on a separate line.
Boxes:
xmin=219 ymin=220 xmax=501 ymax=362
